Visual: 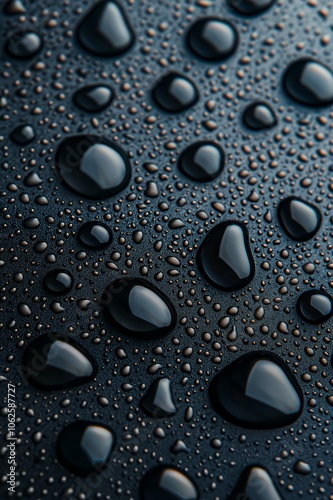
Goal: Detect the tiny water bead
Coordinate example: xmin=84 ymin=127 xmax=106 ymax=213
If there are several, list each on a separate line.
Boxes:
xmin=178 ymin=141 xmax=225 ymax=182
xmin=5 ymin=31 xmax=42 ymax=58
xmin=152 ymin=72 xmax=199 ymax=113
xmin=21 ymin=334 xmax=96 ymax=390
xmin=55 ymin=135 xmax=131 ymax=200
xmin=10 ymin=124 xmax=35 ymax=145
xmin=227 ymin=0 xmax=275 ymax=15
xmin=73 ymin=84 xmax=114 ymax=112
xmin=43 ymin=269 xmax=73 ymax=295
xmin=141 ymin=378 xmax=176 ymax=418
xmin=284 ymin=58 xmax=333 ymax=106
xmin=209 ymin=352 xmax=303 ymax=429
xmin=77 ymin=221 xmax=112 ymax=250
xmin=140 ymin=466 xmax=199 ymax=500
xmin=197 ymin=221 xmax=255 ymax=292
xmin=77 ymin=0 xmax=134 ymax=57
xmin=187 ymin=18 xmax=238 ymax=61
xmin=277 ymin=196 xmax=321 ymax=242
xmin=243 ymin=102 xmax=277 ymax=130
xmin=57 ymin=421 xmax=115 ymax=476
xmin=103 ymin=277 xmax=176 ymax=340
xmin=297 ymin=290 xmax=333 ymax=325
xmin=229 ymin=466 xmax=282 ymax=500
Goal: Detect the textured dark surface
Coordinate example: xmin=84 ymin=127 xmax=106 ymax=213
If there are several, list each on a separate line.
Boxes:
xmin=0 ymin=0 xmax=333 ymax=499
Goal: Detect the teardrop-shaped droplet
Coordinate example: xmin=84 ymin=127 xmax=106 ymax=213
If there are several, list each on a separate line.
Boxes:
xmin=10 ymin=124 xmax=35 ymax=145
xmin=141 ymin=378 xmax=176 ymax=418
xmin=209 ymin=352 xmax=303 ymax=429
xmin=55 ymin=135 xmax=131 ymax=200
xmin=43 ymin=269 xmax=73 ymax=295
xmin=297 ymin=290 xmax=333 ymax=324
xmin=73 ymin=84 xmax=114 ymax=112
xmin=178 ymin=141 xmax=225 ymax=182
xmin=77 ymin=0 xmax=134 ymax=57
xmin=5 ymin=31 xmax=42 ymax=58
xmin=227 ymin=0 xmax=275 ymax=15
xmin=277 ymin=196 xmax=321 ymax=242
xmin=140 ymin=466 xmax=199 ymax=500
xmin=77 ymin=221 xmax=113 ymax=249
xmin=229 ymin=466 xmax=282 ymax=500
xmin=152 ymin=72 xmax=199 ymax=113
xmin=284 ymin=58 xmax=333 ymax=106
xmin=102 ymin=277 xmax=176 ymax=340
xmin=197 ymin=221 xmax=255 ymax=291
xmin=57 ymin=421 xmax=115 ymax=476
xmin=4 ymin=0 xmax=26 ymax=15
xmin=243 ymin=102 xmax=277 ymax=130
xmin=187 ymin=18 xmax=238 ymax=61
xmin=21 ymin=334 xmax=96 ymax=390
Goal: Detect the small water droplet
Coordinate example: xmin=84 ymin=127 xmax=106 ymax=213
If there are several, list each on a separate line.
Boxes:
xmin=297 ymin=290 xmax=333 ymax=324
xmin=10 ymin=124 xmax=35 ymax=145
xmin=187 ymin=18 xmax=238 ymax=61
xmin=6 ymin=31 xmax=42 ymax=58
xmin=152 ymin=72 xmax=199 ymax=113
xmin=227 ymin=0 xmax=275 ymax=15
xmin=73 ymin=84 xmax=114 ymax=112
xmin=77 ymin=221 xmax=112 ymax=249
xmin=179 ymin=141 xmax=225 ymax=182
xmin=140 ymin=466 xmax=199 ymax=500
xmin=277 ymin=196 xmax=321 ymax=242
xmin=141 ymin=378 xmax=176 ymax=417
xmin=43 ymin=269 xmax=73 ymax=295
xmin=243 ymin=102 xmax=277 ymax=130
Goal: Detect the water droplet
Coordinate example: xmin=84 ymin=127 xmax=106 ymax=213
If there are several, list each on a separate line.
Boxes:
xmin=21 ymin=334 xmax=96 ymax=390
xmin=152 ymin=72 xmax=199 ymax=113
xmin=243 ymin=102 xmax=277 ymax=130
xmin=209 ymin=352 xmax=303 ymax=429
xmin=10 ymin=124 xmax=35 ymax=145
xmin=5 ymin=31 xmax=42 ymax=58
xmin=56 ymin=421 xmax=115 ymax=476
xmin=4 ymin=0 xmax=26 ymax=15
xmin=43 ymin=269 xmax=73 ymax=295
xmin=140 ymin=466 xmax=199 ymax=500
xmin=73 ymin=84 xmax=114 ymax=112
xmin=55 ymin=135 xmax=131 ymax=200
xmin=294 ymin=460 xmax=311 ymax=475
xmin=77 ymin=221 xmax=112 ymax=249
xmin=102 ymin=277 xmax=176 ymax=340
xmin=178 ymin=141 xmax=225 ymax=182
xmin=297 ymin=290 xmax=333 ymax=324
xmin=277 ymin=196 xmax=321 ymax=242
xmin=22 ymin=216 xmax=40 ymax=229
xmin=197 ymin=221 xmax=255 ymax=291
xmin=187 ymin=18 xmax=238 ymax=61
xmin=284 ymin=58 xmax=333 ymax=106
xmin=141 ymin=378 xmax=176 ymax=418
xmin=227 ymin=0 xmax=275 ymax=15
xmin=77 ymin=0 xmax=134 ymax=57
xmin=229 ymin=466 xmax=282 ymax=500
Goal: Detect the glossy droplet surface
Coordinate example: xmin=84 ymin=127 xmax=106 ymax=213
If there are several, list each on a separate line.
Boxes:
xmin=278 ymin=196 xmax=321 ymax=242
xmin=77 ymin=0 xmax=134 ymax=57
xmin=178 ymin=141 xmax=225 ymax=182
xmin=243 ymin=102 xmax=277 ymax=130
xmin=57 ymin=421 xmax=115 ymax=476
xmin=10 ymin=124 xmax=35 ymax=145
xmin=77 ymin=221 xmax=112 ymax=249
xmin=187 ymin=18 xmax=238 ymax=61
xmin=73 ymin=84 xmax=113 ymax=112
xmin=21 ymin=334 xmax=96 ymax=390
xmin=297 ymin=290 xmax=333 ymax=324
xmin=227 ymin=0 xmax=275 ymax=15
xmin=152 ymin=72 xmax=199 ymax=113
xmin=103 ymin=277 xmax=176 ymax=340
xmin=6 ymin=31 xmax=42 ymax=58
xmin=141 ymin=378 xmax=176 ymax=418
xmin=55 ymin=135 xmax=130 ymax=200
xmin=209 ymin=352 xmax=303 ymax=429
xmin=284 ymin=58 xmax=333 ymax=106
xmin=140 ymin=466 xmax=199 ymax=500
xmin=43 ymin=269 xmax=73 ymax=295
xmin=229 ymin=466 xmax=282 ymax=500
xmin=197 ymin=221 xmax=255 ymax=291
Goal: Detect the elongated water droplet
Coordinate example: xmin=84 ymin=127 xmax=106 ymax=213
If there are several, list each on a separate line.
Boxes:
xmin=277 ymin=197 xmax=321 ymax=242
xmin=229 ymin=466 xmax=282 ymax=500
xmin=141 ymin=378 xmax=176 ymax=418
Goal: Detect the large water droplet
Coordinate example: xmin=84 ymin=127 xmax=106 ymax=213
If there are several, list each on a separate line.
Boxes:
xmin=102 ymin=277 xmax=176 ymax=340
xmin=284 ymin=58 xmax=333 ymax=106
xmin=73 ymin=84 xmax=114 ymax=112
xmin=209 ymin=352 xmax=303 ymax=429
xmin=56 ymin=421 xmax=115 ymax=476
xmin=43 ymin=269 xmax=73 ymax=295
xmin=5 ymin=31 xmax=42 ymax=58
xmin=227 ymin=0 xmax=275 ymax=15
xmin=10 ymin=124 xmax=35 ymax=145
xmin=297 ymin=290 xmax=333 ymax=324
xmin=141 ymin=378 xmax=176 ymax=418
xmin=152 ymin=72 xmax=199 ymax=113
xmin=77 ymin=221 xmax=112 ymax=249
xmin=55 ymin=135 xmax=131 ymax=200
xmin=229 ymin=466 xmax=282 ymax=500
xmin=187 ymin=18 xmax=238 ymax=61
xmin=277 ymin=196 xmax=321 ymax=242
xmin=243 ymin=102 xmax=277 ymax=130
xmin=21 ymin=334 xmax=96 ymax=390
xmin=178 ymin=141 xmax=225 ymax=182
xmin=197 ymin=221 xmax=255 ymax=291
xmin=140 ymin=466 xmax=199 ymax=500
xmin=77 ymin=0 xmax=134 ymax=57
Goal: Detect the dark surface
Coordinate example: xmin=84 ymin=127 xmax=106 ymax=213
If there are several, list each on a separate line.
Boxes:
xmin=1 ymin=0 xmax=333 ymax=499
